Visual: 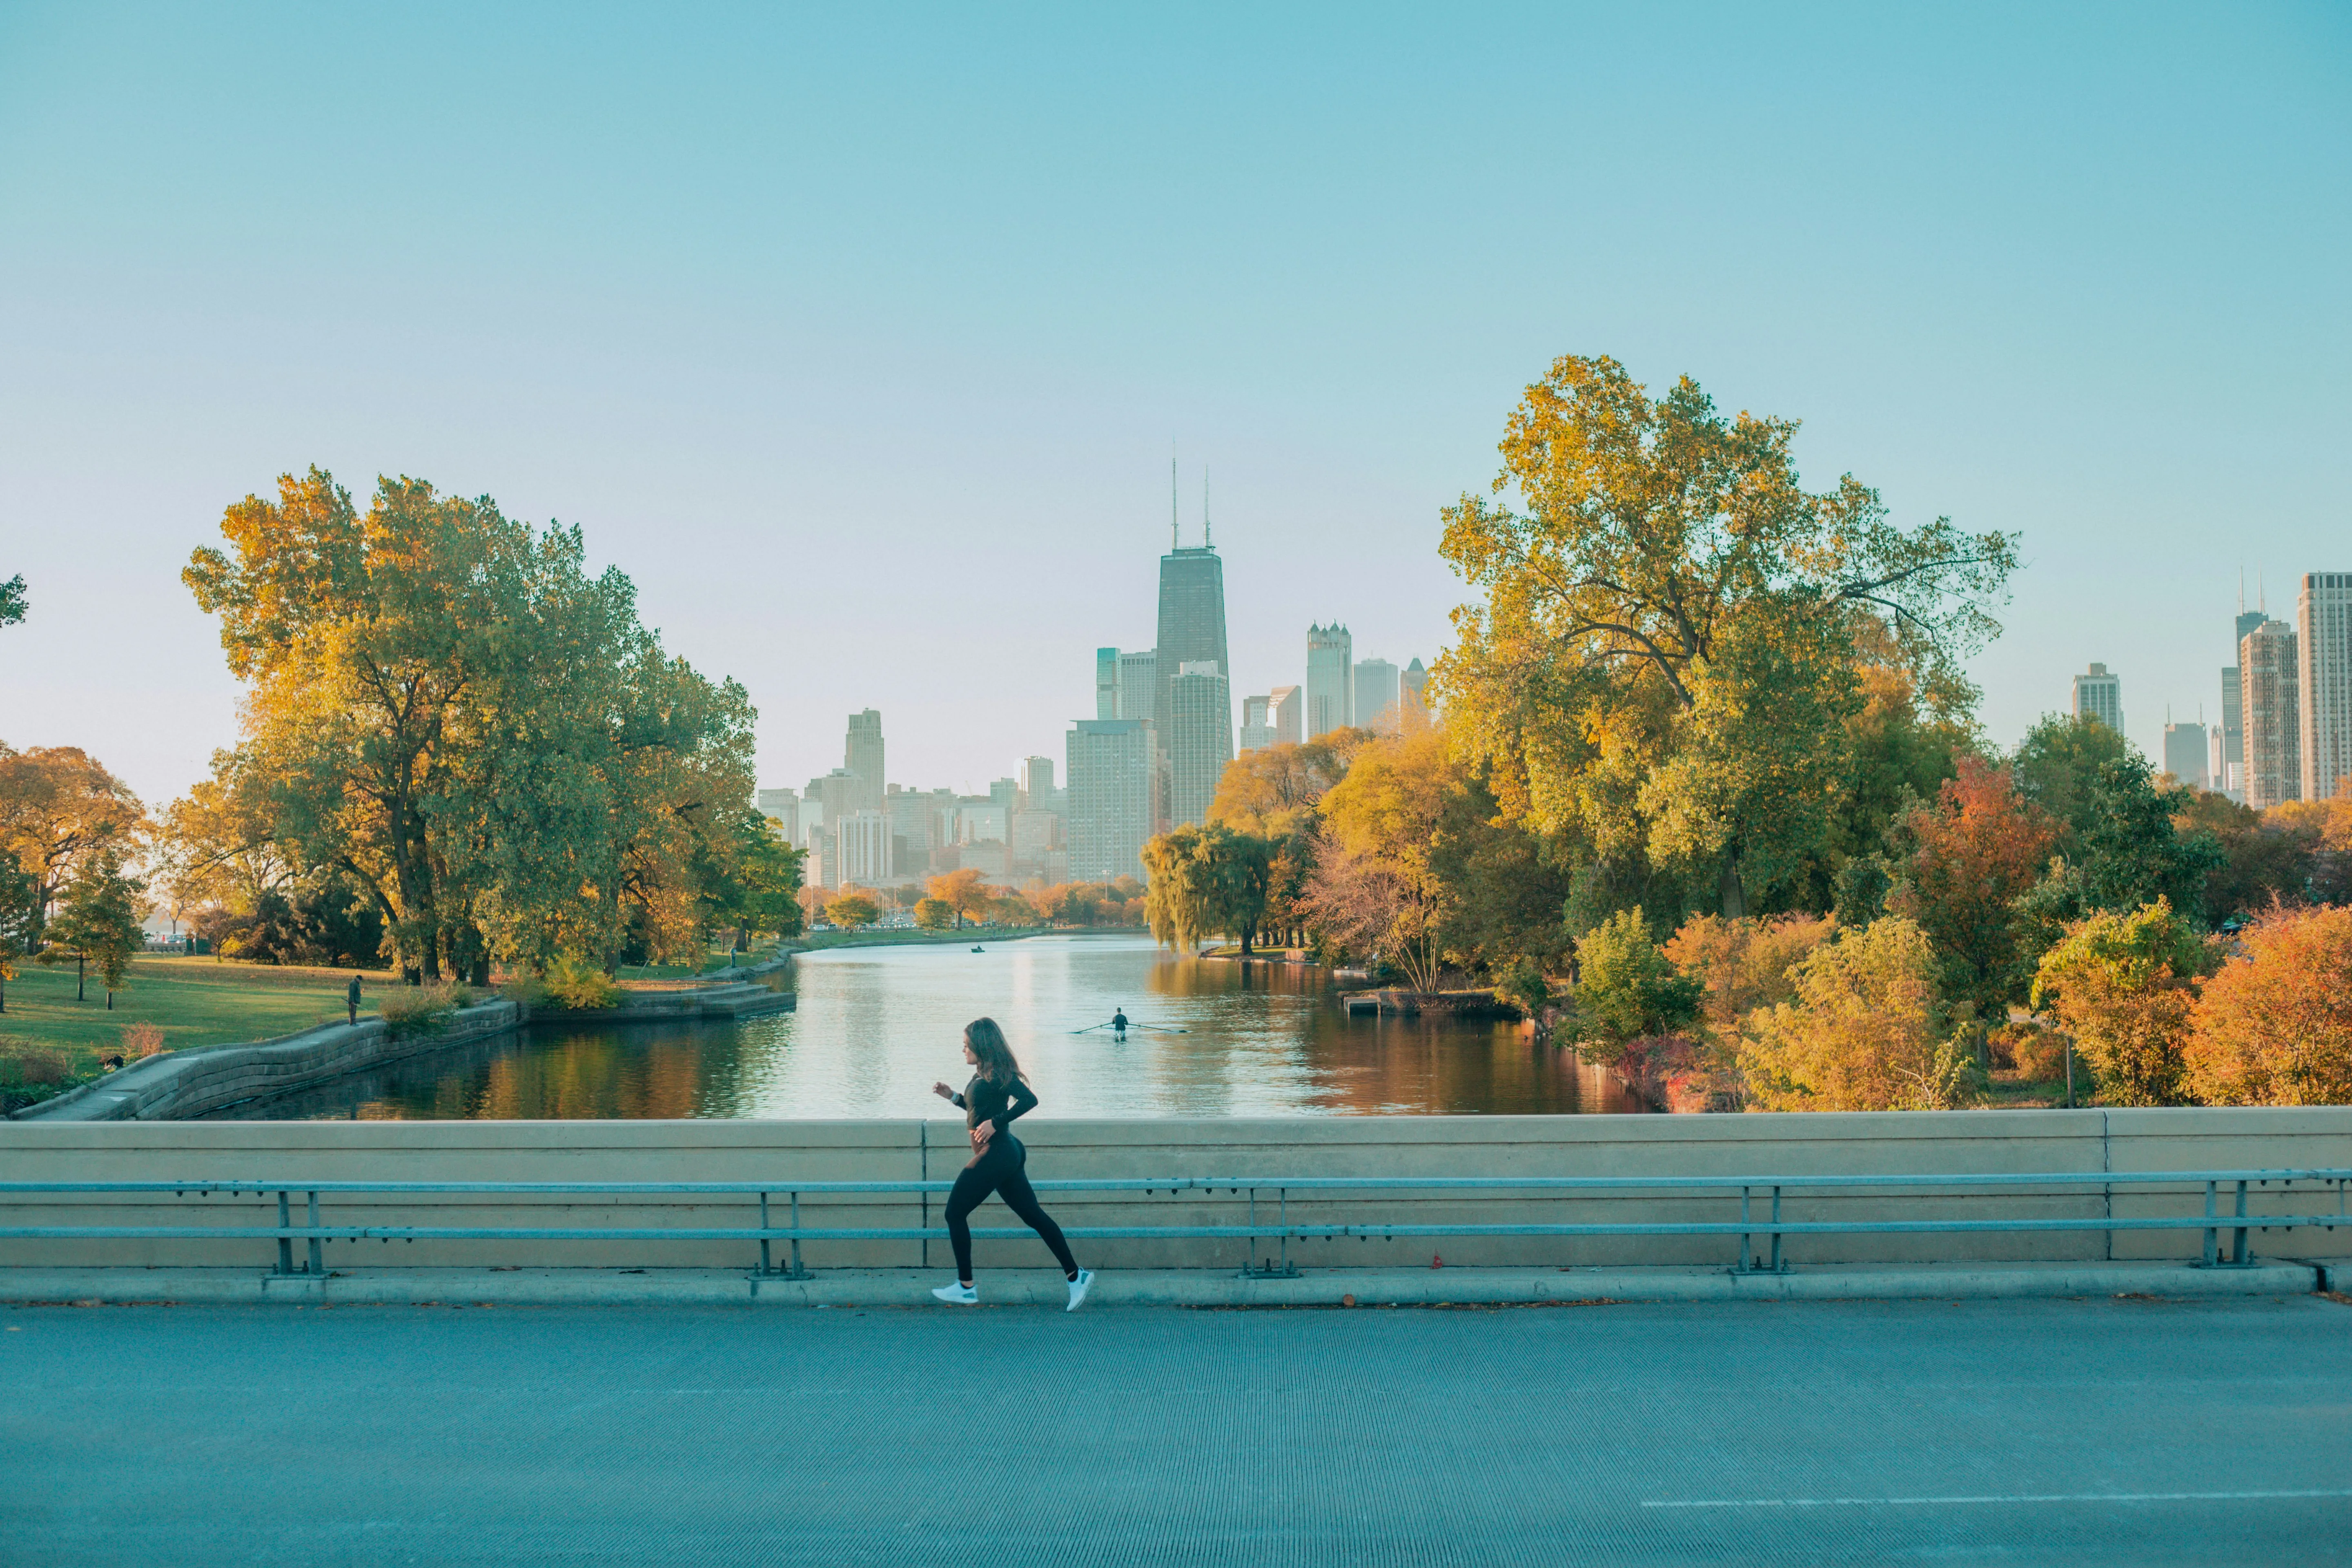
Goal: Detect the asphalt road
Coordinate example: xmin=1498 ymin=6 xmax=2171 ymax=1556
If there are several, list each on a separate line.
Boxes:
xmin=6 ymin=1293 xmax=2349 ymax=1565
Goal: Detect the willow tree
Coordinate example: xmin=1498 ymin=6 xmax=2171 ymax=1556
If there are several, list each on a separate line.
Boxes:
xmin=1435 ymin=355 xmax=2015 ymax=918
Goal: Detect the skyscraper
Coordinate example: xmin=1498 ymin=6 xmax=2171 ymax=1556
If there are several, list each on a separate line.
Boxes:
xmin=2161 ymin=720 xmax=2208 ymax=791
xmin=836 ymin=809 xmax=892 ymax=886
xmin=754 ymin=787 xmax=799 ymax=845
xmin=2296 ymin=571 xmax=2352 ymax=801
xmin=1168 ymin=661 xmax=1234 ymax=827
xmin=2071 ymin=664 xmax=2122 ymax=733
xmin=1354 ymin=658 xmax=1401 ymax=733
xmin=1020 ymin=756 xmax=1058 ymax=814
xmin=1401 ymin=657 xmax=1429 ymax=721
xmin=844 ymin=709 xmax=885 ymax=811
xmin=1267 ymin=685 xmax=1302 ymax=746
xmin=1153 ymin=546 xmax=1229 ymax=761
xmin=2241 ymin=619 xmax=2301 ymax=809
xmin=1067 ymin=719 xmax=1155 ymax=884
xmin=1094 ymin=648 xmax=1120 ymax=720
xmin=1238 ymin=694 xmax=1275 ymax=754
xmin=1116 ymin=648 xmax=1159 ymax=722
xmin=1306 ymin=624 xmax=1352 ymax=738
xmin=2221 ymin=605 xmax=2265 ymax=801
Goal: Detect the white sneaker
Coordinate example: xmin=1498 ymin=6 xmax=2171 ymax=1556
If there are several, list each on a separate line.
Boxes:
xmin=931 ymin=1282 xmax=978 ymax=1305
xmin=1065 ymin=1269 xmax=1094 ymax=1312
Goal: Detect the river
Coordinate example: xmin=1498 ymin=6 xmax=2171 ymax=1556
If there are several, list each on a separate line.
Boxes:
xmin=207 ymin=933 xmax=1650 ymax=1119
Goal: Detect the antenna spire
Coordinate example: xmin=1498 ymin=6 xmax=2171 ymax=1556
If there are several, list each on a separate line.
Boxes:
xmin=1170 ymin=451 xmax=1178 ymax=550
xmin=1203 ymin=466 xmax=1211 ymax=549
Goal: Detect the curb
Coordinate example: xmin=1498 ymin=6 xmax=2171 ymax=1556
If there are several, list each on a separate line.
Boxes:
xmin=0 ymin=1260 xmax=2320 ymax=1309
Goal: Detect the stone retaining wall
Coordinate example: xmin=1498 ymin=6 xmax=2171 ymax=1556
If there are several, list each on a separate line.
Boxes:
xmin=3 ymin=1108 xmax=2346 ymax=1273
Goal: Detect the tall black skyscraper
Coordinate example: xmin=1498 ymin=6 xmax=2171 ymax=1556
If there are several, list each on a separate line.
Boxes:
xmin=1152 ymin=466 xmax=1231 ymax=826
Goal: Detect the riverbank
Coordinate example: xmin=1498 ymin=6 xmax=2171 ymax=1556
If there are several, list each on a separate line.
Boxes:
xmin=0 ymin=956 xmax=395 ymax=1077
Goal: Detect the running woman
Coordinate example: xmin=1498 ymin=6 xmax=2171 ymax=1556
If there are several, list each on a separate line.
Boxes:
xmin=930 ymin=1018 xmax=1094 ymax=1311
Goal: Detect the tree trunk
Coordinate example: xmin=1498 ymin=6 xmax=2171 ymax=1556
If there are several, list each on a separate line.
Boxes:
xmin=106 ymin=989 xmax=113 ymax=1011
xmin=1718 ymin=862 xmax=1748 ymax=921
xmin=77 ymin=953 xmax=85 ymax=1001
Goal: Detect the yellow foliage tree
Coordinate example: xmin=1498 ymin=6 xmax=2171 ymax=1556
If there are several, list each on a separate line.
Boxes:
xmin=1740 ymin=916 xmax=1980 ymax=1111
xmin=2183 ymin=904 xmax=2352 ymax=1105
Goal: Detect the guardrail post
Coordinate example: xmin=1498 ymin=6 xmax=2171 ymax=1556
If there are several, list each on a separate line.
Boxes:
xmin=2232 ymin=1179 xmax=2250 ymax=1265
xmin=275 ymin=1190 xmax=292 ymax=1276
xmin=1768 ymin=1185 xmax=1784 ymax=1274
xmin=1239 ymin=1186 xmax=1300 ymax=1279
xmin=1735 ymin=1185 xmax=1753 ymax=1273
xmin=306 ymin=1190 xmax=323 ymax=1276
xmin=784 ymin=1190 xmax=810 ymax=1281
xmin=2203 ymin=1180 xmax=2218 ymax=1267
xmin=758 ymin=1192 xmax=772 ymax=1276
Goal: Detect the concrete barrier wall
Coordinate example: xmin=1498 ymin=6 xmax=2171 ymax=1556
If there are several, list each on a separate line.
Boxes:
xmin=2 ymin=1109 xmax=2347 ymax=1273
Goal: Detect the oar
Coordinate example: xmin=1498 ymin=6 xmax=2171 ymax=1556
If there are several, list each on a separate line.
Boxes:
xmin=1067 ymin=1022 xmax=1115 ymax=1035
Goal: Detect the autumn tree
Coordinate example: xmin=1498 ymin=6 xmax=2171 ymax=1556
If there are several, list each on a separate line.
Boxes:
xmin=913 ymin=898 xmax=956 ymax=932
xmin=1437 ymin=354 xmax=2016 ymax=920
xmin=1296 ymin=728 xmax=1461 ymax=990
xmin=1886 ymin=756 xmax=2058 ymax=1015
xmin=43 ymin=848 xmax=149 ymax=1007
xmin=0 ymin=743 xmax=147 ymax=952
xmin=2183 ymin=904 xmax=2352 ymax=1106
xmin=1740 ymin=916 xmax=1980 ymax=1111
xmin=2030 ymin=899 xmax=2205 ymax=1107
xmin=1663 ymin=912 xmax=1837 ymax=1036
xmin=927 ymin=868 xmax=989 ymax=928
xmin=178 ymin=468 xmax=760 ymax=981
xmin=1143 ymin=825 xmax=1272 ymax=953
xmin=2175 ymin=791 xmax=2318 ymax=921
xmin=824 ymin=893 xmax=880 ymax=929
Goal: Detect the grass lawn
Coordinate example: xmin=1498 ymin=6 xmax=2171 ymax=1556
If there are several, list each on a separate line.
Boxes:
xmin=0 ymin=955 xmax=394 ymax=1074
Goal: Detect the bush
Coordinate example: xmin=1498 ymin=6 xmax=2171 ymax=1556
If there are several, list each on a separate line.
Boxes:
xmin=379 ymin=984 xmax=463 ymax=1038
xmin=120 ymin=1022 xmax=168 ymax=1059
xmin=2030 ymin=899 xmax=2202 ymax=1106
xmin=544 ymin=955 xmax=621 ymax=1010
xmin=0 ymin=1043 xmax=82 ymax=1113
xmin=2183 ymin=904 xmax=2352 ymax=1105
xmin=1739 ymin=916 xmax=1983 ymax=1111
xmin=1996 ymin=1022 xmax=2070 ymax=1083
xmin=498 ymin=972 xmax=549 ymax=1008
xmin=1571 ymin=909 xmax=1703 ymax=1069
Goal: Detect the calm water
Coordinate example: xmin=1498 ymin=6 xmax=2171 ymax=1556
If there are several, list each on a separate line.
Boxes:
xmin=209 ymin=934 xmax=1650 ymax=1120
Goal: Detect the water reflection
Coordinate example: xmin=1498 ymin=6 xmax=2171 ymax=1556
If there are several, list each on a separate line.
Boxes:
xmin=209 ymin=934 xmax=1652 ymax=1120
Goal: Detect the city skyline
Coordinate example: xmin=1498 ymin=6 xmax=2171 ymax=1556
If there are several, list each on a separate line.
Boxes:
xmin=4 ymin=10 xmax=2342 ymax=816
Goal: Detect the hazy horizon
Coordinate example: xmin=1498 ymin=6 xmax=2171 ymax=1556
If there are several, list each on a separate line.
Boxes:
xmin=4 ymin=4 xmax=2346 ymax=811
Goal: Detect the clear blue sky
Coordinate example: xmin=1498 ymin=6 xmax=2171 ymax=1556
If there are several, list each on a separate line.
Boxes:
xmin=3 ymin=3 xmax=2345 ymax=810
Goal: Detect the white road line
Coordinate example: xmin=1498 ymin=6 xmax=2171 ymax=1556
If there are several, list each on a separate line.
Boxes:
xmin=1644 ymin=1489 xmax=2352 ymax=1510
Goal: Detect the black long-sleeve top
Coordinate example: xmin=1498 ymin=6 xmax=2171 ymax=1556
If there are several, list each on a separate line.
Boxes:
xmin=951 ymin=1074 xmax=1038 ymax=1142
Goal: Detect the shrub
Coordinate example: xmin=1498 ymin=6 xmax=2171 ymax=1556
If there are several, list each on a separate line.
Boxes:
xmin=498 ymin=972 xmax=549 ymax=1008
xmin=544 ymin=955 xmax=621 ymax=1010
xmin=1996 ymin=1022 xmax=2070 ymax=1083
xmin=2183 ymin=904 xmax=2352 ymax=1105
xmin=120 ymin=1022 xmax=168 ymax=1058
xmin=0 ymin=1043 xmax=81 ymax=1113
xmin=379 ymin=984 xmax=460 ymax=1039
xmin=1739 ymin=916 xmax=1982 ymax=1111
xmin=1571 ymin=908 xmax=1704 ymax=1069
xmin=2030 ymin=899 xmax=2202 ymax=1106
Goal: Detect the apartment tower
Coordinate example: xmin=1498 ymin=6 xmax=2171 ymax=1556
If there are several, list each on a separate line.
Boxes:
xmin=2297 ymin=571 xmax=2352 ymax=800
xmin=1306 ymin=624 xmax=1353 ymax=738
xmin=2241 ymin=618 xmax=2301 ymax=809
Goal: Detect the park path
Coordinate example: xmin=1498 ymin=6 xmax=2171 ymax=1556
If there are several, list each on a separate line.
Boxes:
xmin=5 ymin=1294 xmax=2350 ymax=1565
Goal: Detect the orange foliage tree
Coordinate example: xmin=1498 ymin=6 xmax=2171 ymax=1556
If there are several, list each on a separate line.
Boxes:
xmin=2183 ymin=904 xmax=2352 ymax=1105
xmin=1888 ymin=756 xmax=2057 ymax=1016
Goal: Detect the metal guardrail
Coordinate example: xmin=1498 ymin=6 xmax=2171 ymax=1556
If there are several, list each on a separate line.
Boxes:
xmin=0 ymin=1170 xmax=2345 ymax=1281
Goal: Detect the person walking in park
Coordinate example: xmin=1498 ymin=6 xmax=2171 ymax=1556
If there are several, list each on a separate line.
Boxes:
xmin=929 ymin=1017 xmax=1092 ymax=1311
xmin=346 ymin=974 xmax=362 ymax=1028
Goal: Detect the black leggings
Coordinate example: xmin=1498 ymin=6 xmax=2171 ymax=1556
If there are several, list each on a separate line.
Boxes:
xmin=946 ymin=1145 xmax=1078 ymax=1281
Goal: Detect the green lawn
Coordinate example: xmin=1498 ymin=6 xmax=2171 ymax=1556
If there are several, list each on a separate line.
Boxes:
xmin=0 ymin=955 xmax=392 ymax=1074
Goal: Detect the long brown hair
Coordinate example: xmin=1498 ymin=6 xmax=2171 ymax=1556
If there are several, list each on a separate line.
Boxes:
xmin=964 ymin=1017 xmax=1026 ymax=1086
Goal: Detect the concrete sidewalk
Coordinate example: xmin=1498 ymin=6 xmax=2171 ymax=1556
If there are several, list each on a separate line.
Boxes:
xmin=0 ymin=1256 xmax=2326 ymax=1307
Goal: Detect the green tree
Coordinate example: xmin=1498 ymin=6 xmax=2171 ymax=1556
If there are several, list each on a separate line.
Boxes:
xmin=702 ymin=815 xmax=805 ymax=951
xmin=43 ymin=849 xmax=148 ymax=1008
xmin=913 ymin=897 xmax=957 ymax=932
xmin=1437 ymin=354 xmax=2016 ymax=919
xmin=2030 ymin=899 xmax=2204 ymax=1107
xmin=2011 ymin=714 xmax=2131 ymax=840
xmin=179 ymin=468 xmax=757 ymax=980
xmin=1570 ymin=908 xmax=1703 ymax=1067
xmin=0 ymin=574 xmax=24 ymax=627
xmin=0 ymin=852 xmax=37 ymax=1012
xmin=1143 ymin=825 xmax=1273 ymax=953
